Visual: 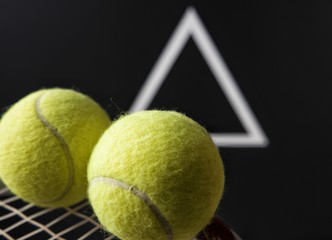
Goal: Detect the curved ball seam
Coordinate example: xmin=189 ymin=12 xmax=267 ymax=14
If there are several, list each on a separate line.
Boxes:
xmin=90 ymin=176 xmax=173 ymax=240
xmin=35 ymin=92 xmax=74 ymax=203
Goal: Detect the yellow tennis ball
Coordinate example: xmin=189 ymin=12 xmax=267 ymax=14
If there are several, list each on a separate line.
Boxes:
xmin=0 ymin=88 xmax=111 ymax=207
xmin=88 ymin=110 xmax=224 ymax=240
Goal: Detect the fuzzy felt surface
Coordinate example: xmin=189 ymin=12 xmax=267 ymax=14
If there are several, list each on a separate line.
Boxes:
xmin=88 ymin=110 xmax=224 ymax=240
xmin=0 ymin=88 xmax=111 ymax=207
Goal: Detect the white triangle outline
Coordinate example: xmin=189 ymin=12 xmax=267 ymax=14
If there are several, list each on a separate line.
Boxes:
xmin=129 ymin=6 xmax=269 ymax=148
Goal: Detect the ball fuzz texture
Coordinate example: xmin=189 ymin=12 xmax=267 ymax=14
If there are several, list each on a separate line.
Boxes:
xmin=0 ymin=88 xmax=111 ymax=207
xmin=88 ymin=110 xmax=224 ymax=240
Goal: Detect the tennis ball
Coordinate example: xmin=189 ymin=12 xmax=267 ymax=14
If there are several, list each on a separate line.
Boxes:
xmin=0 ymin=88 xmax=111 ymax=207
xmin=88 ymin=110 xmax=224 ymax=240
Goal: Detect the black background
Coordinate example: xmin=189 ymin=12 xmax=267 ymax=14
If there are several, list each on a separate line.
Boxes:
xmin=1 ymin=1 xmax=332 ymax=239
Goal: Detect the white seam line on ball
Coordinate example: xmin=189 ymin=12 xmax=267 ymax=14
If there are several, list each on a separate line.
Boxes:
xmin=35 ymin=93 xmax=74 ymax=203
xmin=90 ymin=176 xmax=174 ymax=240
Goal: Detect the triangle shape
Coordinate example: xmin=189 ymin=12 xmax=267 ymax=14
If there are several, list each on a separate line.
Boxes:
xmin=129 ymin=6 xmax=269 ymax=148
